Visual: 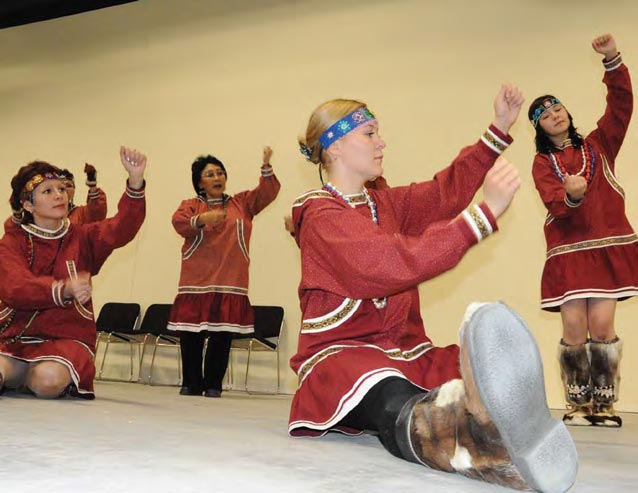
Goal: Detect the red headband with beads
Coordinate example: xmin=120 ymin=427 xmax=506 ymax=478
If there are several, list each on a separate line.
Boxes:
xmin=20 ymin=172 xmax=62 ymax=203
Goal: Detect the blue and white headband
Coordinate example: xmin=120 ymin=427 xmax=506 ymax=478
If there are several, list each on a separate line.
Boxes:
xmin=530 ymin=97 xmax=562 ymax=127
xmin=319 ymin=107 xmax=377 ymax=149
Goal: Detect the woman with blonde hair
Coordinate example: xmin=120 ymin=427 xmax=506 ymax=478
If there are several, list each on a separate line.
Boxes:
xmin=288 ymin=88 xmax=577 ymax=492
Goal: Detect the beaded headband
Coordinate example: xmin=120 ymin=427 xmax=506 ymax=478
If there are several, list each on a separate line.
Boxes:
xmin=20 ymin=172 xmax=63 ymax=203
xmin=319 ymin=107 xmax=376 ymax=150
xmin=530 ymin=97 xmax=562 ymax=127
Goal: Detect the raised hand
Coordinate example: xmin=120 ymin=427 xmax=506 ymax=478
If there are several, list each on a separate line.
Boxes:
xmin=592 ymin=34 xmax=618 ymax=60
xmin=482 ymin=155 xmax=521 ymax=218
xmin=84 ymin=163 xmax=97 ymax=183
xmin=64 ymin=271 xmax=92 ymax=305
xmin=564 ymin=175 xmax=587 ymax=201
xmin=284 ymin=215 xmax=294 ymax=234
xmin=263 ymin=146 xmax=273 ymax=166
xmin=119 ymin=146 xmax=147 ymax=189
xmin=493 ymin=83 xmax=525 ymax=135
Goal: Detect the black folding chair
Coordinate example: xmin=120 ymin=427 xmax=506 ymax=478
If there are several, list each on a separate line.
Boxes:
xmin=95 ymin=302 xmax=142 ymax=382
xmin=138 ymin=304 xmax=181 ymax=385
xmin=230 ymin=305 xmax=284 ymax=394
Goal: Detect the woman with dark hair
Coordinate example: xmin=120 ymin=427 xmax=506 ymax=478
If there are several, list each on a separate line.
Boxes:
xmin=0 ymin=147 xmax=146 ymax=399
xmin=168 ymin=148 xmax=280 ymax=397
xmin=59 ymin=163 xmax=108 ymax=225
xmin=529 ymin=34 xmax=637 ymax=428
xmin=4 ymin=163 xmax=107 ymax=232
xmin=288 ymin=86 xmax=578 ymax=493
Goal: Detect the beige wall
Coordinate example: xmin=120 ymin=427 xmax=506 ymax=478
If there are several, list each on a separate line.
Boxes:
xmin=1 ymin=0 xmax=638 ymax=409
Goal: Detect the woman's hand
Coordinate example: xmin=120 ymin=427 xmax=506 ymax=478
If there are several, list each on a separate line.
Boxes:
xmin=592 ymin=33 xmax=618 ymax=60
xmin=564 ymin=175 xmax=587 ymax=201
xmin=119 ymin=146 xmax=147 ymax=189
xmin=63 ymin=271 xmax=92 ymax=305
xmin=197 ymin=209 xmax=226 ymax=227
xmin=492 ymin=83 xmax=525 ymax=135
xmin=483 ymin=156 xmax=521 ymax=218
xmin=84 ymin=163 xmax=97 ymax=185
xmin=263 ymin=146 xmax=273 ymax=166
xmin=284 ymin=215 xmax=294 ymax=234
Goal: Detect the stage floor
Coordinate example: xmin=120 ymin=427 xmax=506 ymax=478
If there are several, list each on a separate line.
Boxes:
xmin=1 ymin=381 xmax=636 ymax=492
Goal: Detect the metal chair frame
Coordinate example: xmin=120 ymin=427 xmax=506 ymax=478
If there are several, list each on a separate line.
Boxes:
xmin=230 ymin=305 xmax=284 ymax=394
xmin=137 ymin=304 xmax=182 ymax=386
xmin=95 ymin=302 xmax=143 ymax=382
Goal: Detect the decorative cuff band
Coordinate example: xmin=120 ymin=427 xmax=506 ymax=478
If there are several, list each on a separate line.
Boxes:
xmin=481 ymin=125 xmax=511 ymax=154
xmin=565 ymin=194 xmax=583 ymax=208
xmin=85 ymin=180 xmax=97 ymax=187
xmin=87 ymin=190 xmax=100 ymax=200
xmin=191 ymin=215 xmax=204 ymax=230
xmin=125 ymin=181 xmax=146 ymax=199
xmin=261 ymin=165 xmax=274 ymax=177
xmin=603 ymin=53 xmax=622 ymax=71
xmin=52 ymin=280 xmax=66 ymax=307
xmin=462 ymin=203 xmax=496 ymax=242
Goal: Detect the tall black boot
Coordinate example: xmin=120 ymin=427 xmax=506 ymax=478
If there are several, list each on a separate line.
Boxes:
xmin=558 ymin=340 xmax=593 ymax=426
xmin=589 ymin=338 xmax=622 ymax=427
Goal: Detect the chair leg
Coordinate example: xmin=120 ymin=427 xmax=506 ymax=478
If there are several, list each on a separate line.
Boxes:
xmin=98 ymin=334 xmax=113 ymax=380
xmin=128 ymin=340 xmax=135 ymax=382
xmin=137 ymin=335 xmax=150 ymax=384
xmin=148 ymin=336 xmax=160 ymax=385
xmin=276 ymin=348 xmax=280 ymax=395
xmin=244 ymin=342 xmax=253 ymax=393
xmin=226 ymin=350 xmax=234 ymax=390
xmin=94 ymin=333 xmax=102 ymax=363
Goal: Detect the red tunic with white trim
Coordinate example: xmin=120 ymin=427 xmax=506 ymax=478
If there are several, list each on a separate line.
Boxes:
xmin=0 ymin=184 xmax=146 ymax=398
xmin=532 ymin=58 xmax=638 ymax=311
xmin=288 ymin=126 xmax=510 ymax=436
xmin=68 ymin=187 xmax=108 ymax=225
xmin=168 ymin=168 xmax=280 ymax=334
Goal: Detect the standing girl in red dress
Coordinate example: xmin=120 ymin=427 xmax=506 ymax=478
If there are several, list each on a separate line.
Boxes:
xmin=529 ymin=34 xmax=636 ymax=427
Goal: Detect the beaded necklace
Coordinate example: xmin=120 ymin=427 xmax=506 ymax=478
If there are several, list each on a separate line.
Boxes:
xmin=323 ymin=182 xmax=386 ymax=309
xmin=549 ymin=141 xmax=596 ymax=185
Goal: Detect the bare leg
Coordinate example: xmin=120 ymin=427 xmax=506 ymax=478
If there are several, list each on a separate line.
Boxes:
xmin=26 ymin=360 xmax=72 ymax=399
xmin=587 ymin=301 xmax=622 ymax=428
xmin=558 ymin=299 xmax=593 ymax=425
xmin=587 ymin=298 xmax=616 ymax=342
xmin=0 ymin=354 xmax=29 ymax=390
xmin=560 ymin=299 xmax=588 ymax=345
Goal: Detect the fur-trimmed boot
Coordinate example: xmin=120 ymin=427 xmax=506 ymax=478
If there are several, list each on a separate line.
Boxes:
xmin=589 ymin=338 xmax=622 ymax=427
xmin=395 ymin=303 xmax=578 ymax=493
xmin=558 ymin=340 xmax=593 ymax=426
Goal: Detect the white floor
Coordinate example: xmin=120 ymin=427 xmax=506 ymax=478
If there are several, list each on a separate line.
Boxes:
xmin=1 ymin=381 xmax=637 ymax=493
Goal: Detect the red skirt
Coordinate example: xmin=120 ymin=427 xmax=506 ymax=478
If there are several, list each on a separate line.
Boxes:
xmin=0 ymin=338 xmax=96 ymax=398
xmin=288 ymin=343 xmax=460 ymax=436
xmin=541 ymin=242 xmax=638 ymax=311
xmin=168 ymin=291 xmax=254 ymax=334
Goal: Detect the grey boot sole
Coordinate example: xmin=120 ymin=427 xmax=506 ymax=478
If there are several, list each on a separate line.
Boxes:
xmin=460 ymin=302 xmax=578 ymax=493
